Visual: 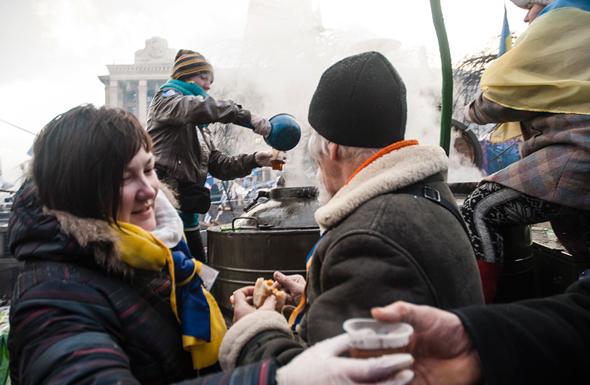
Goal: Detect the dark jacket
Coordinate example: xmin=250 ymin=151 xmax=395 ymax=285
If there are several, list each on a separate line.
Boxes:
xmin=219 ymin=144 xmax=484 ymax=369
xmin=467 ymin=89 xmax=590 ymax=211
xmin=147 ymin=88 xmax=259 ymax=212
xmin=455 ymin=276 xmax=590 ymax=385
xmin=6 ymin=182 xmax=275 ymax=385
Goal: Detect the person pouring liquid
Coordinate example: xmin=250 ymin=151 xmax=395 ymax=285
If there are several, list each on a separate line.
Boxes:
xmin=147 ymin=49 xmax=285 ymax=260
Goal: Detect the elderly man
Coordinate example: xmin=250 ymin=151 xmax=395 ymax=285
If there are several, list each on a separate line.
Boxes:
xmin=219 ymin=51 xmax=483 ymax=370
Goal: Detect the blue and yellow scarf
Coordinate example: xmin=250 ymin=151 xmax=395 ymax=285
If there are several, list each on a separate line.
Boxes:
xmin=112 ymin=222 xmax=226 ymax=370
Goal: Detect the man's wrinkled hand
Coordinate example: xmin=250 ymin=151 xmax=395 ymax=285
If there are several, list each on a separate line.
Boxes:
xmin=372 ymin=301 xmax=482 ymax=385
xmin=231 ymin=285 xmax=276 ymax=323
xmin=273 ymin=271 xmax=305 ymax=305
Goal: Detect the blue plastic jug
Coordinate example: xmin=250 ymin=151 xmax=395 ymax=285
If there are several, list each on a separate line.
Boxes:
xmin=265 ymin=113 xmax=301 ymax=151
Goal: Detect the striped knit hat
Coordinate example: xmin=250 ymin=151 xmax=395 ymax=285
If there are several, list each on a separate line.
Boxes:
xmin=171 ymin=49 xmax=213 ymax=81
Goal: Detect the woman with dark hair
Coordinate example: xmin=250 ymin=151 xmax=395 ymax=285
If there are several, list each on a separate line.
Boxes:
xmin=7 ymin=105 xmax=244 ymax=384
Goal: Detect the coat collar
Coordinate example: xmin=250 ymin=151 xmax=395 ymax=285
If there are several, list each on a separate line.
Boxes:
xmin=46 ymin=187 xmax=183 ymax=276
xmin=45 ymin=208 xmax=135 ymax=276
xmin=314 ymin=145 xmax=448 ymax=232
xmin=152 ymin=188 xmax=184 ymax=248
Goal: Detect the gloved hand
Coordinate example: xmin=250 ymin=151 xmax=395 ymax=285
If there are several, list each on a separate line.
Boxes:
xmin=276 ymin=333 xmax=414 ymax=385
xmin=254 ymin=151 xmax=273 ymax=167
xmin=250 ymin=114 xmax=272 ymax=138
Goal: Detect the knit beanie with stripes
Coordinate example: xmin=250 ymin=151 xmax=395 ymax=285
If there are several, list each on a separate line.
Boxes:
xmin=171 ymin=49 xmax=213 ymax=81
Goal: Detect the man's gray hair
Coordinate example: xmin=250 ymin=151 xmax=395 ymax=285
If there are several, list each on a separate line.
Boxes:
xmin=307 ymin=130 xmax=381 ymax=165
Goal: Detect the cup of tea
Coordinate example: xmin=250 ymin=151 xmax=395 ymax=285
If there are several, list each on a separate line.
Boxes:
xmin=343 ymin=318 xmax=413 ymax=358
xmin=270 ymin=150 xmax=286 ymax=171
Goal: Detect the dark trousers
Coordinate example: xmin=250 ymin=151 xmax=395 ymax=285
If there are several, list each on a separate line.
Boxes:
xmin=184 ymin=227 xmax=207 ymax=263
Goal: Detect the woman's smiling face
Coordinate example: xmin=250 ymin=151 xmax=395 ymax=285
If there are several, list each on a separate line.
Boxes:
xmin=117 ymin=147 xmax=160 ymax=230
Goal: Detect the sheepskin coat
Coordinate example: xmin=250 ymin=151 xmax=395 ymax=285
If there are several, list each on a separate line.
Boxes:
xmin=219 ymin=144 xmax=484 ymax=369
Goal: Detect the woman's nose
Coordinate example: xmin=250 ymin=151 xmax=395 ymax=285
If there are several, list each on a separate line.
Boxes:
xmin=137 ymin=182 xmax=156 ymax=201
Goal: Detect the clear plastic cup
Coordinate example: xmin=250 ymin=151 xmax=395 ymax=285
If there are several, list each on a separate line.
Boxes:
xmin=343 ymin=318 xmax=414 ymax=358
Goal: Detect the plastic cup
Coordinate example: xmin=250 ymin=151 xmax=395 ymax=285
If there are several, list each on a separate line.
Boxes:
xmin=343 ymin=318 xmax=413 ymax=358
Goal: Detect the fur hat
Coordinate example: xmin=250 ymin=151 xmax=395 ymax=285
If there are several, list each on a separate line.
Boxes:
xmin=308 ymin=51 xmax=407 ymax=148
xmin=171 ymin=49 xmax=213 ymax=81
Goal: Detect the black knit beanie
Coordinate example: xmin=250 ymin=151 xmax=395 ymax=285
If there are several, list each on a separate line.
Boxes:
xmin=308 ymin=51 xmax=407 ymax=148
xmin=172 ymin=49 xmax=213 ymax=81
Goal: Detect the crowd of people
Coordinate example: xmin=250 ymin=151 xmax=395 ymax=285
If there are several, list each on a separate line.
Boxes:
xmin=4 ymin=0 xmax=590 ymax=384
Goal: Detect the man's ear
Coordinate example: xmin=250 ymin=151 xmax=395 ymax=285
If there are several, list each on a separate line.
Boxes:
xmin=328 ymin=142 xmax=339 ymax=161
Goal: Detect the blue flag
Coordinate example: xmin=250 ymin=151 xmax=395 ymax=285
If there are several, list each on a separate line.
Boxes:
xmin=498 ymin=5 xmax=511 ymax=56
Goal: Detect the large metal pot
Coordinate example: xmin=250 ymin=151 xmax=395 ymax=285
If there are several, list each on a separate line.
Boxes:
xmin=208 ymin=186 xmax=320 ymax=314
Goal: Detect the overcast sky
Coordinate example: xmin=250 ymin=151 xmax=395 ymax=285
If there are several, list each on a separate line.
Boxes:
xmin=0 ymin=0 xmax=528 ymax=184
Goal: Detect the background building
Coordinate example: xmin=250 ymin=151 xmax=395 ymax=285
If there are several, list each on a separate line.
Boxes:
xmin=98 ymin=37 xmax=175 ymax=125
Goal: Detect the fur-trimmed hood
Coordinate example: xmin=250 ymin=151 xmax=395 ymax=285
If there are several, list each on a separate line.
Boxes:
xmin=8 ymin=180 xmax=183 ymax=277
xmin=315 ymin=145 xmax=448 ymax=232
xmin=44 ymin=207 xmax=133 ymax=275
xmin=7 ymin=179 xmax=133 ymax=275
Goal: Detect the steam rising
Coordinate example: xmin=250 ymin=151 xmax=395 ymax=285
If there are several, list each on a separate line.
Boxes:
xmin=0 ymin=0 xmax=497 ymax=187
xmin=207 ymin=0 xmax=480 ymax=186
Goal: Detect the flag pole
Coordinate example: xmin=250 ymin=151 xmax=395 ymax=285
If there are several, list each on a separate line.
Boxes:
xmin=430 ymin=0 xmax=453 ymax=155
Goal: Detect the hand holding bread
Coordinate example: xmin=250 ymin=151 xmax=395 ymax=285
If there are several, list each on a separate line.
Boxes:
xmin=253 ymin=278 xmax=287 ymax=310
xmin=273 ymin=271 xmax=306 ymax=305
xmin=230 ymin=271 xmax=306 ymax=323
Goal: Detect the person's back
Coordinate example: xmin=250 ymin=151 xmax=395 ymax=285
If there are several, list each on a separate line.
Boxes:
xmin=219 ymin=52 xmax=483 ymax=370
xmin=300 ymin=176 xmax=483 ymax=342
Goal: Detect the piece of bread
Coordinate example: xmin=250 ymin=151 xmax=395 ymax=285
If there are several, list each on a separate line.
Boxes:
xmin=253 ymin=278 xmax=274 ymax=308
xmin=252 ymin=277 xmax=287 ymax=311
xmin=272 ymin=287 xmax=287 ymax=310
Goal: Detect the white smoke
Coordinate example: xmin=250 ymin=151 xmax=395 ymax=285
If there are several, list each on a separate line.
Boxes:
xmin=207 ymin=0 xmax=483 ymax=187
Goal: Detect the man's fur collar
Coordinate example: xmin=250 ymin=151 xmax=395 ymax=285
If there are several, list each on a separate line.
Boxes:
xmin=314 ymin=145 xmax=448 ymax=232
